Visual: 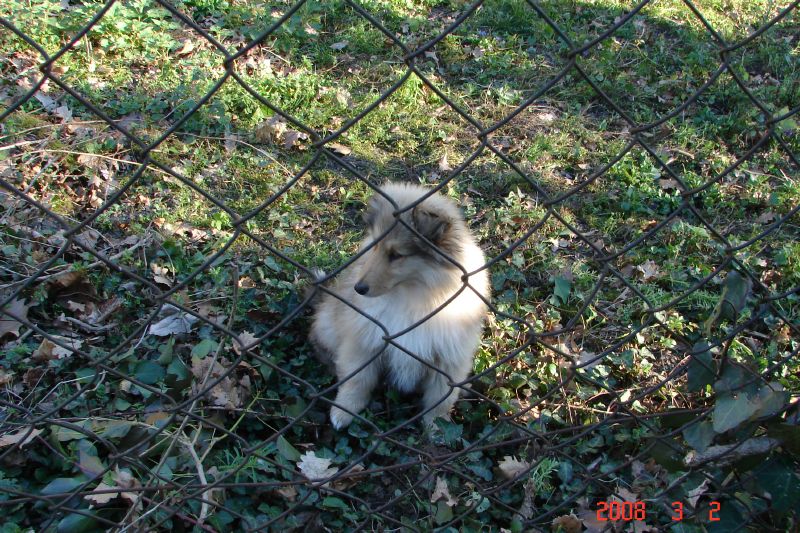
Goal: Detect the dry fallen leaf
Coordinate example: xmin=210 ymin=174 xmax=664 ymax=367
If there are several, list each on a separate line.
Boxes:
xmin=175 ymin=39 xmax=195 ymax=56
xmin=77 ymin=153 xmax=106 ymax=170
xmin=334 ymin=88 xmax=352 ymax=107
xmin=275 ymin=485 xmax=298 ymax=501
xmin=438 ymin=153 xmax=452 ymax=172
xmin=254 ymin=115 xmax=287 ymax=144
xmin=613 ymin=486 xmax=639 ymax=503
xmin=84 ymin=482 xmax=118 ymax=505
xmin=76 ymin=228 xmax=101 ymax=250
xmin=659 ymin=178 xmax=681 ymax=190
xmin=498 ymin=455 xmax=529 ymax=480
xmin=233 ymin=330 xmax=259 ymax=355
xmin=0 ymin=298 xmax=31 ymax=339
xmin=191 ymin=356 xmax=250 ymax=409
xmin=254 ymin=115 xmax=307 ymax=150
xmin=32 ymin=336 xmax=82 ymax=361
xmin=687 ymin=479 xmax=710 ymax=508
xmin=282 ymin=129 xmax=308 ymax=150
xmin=576 ymin=501 xmax=608 ymax=533
xmin=54 ymin=104 xmax=72 ymax=122
xmin=636 ymin=259 xmax=661 ymax=281
xmin=49 ymin=270 xmax=97 ymax=299
xmin=86 ymin=467 xmax=140 ymax=506
xmin=431 ymin=476 xmax=458 ymax=507
xmin=0 ymin=427 xmax=43 ymax=448
xmin=34 ymin=91 xmax=58 ymax=112
xmin=148 ymin=309 xmax=198 ymax=337
xmin=331 ymin=463 xmax=364 ymax=491
xmin=297 ymin=451 xmax=339 ymax=483
xmin=630 ymin=459 xmax=647 ymax=480
xmin=224 ymin=129 xmax=239 ymax=153
xmin=551 ymin=513 xmax=582 ymax=533
xmin=327 ymin=142 xmax=352 ymax=156
xmin=151 ymin=264 xmax=172 ymax=287
xmin=756 ymin=211 xmax=777 ymax=224
xmin=513 ymin=478 xmax=535 ymax=521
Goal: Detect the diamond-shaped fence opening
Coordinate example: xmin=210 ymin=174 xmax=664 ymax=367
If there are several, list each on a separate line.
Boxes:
xmin=1 ymin=0 xmax=798 ymax=530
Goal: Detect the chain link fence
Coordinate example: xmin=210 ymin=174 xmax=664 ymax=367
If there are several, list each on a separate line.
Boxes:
xmin=1 ymin=0 xmax=799 ymax=530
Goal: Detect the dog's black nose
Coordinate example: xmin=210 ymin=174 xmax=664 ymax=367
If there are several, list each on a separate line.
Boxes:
xmin=354 ymin=281 xmax=369 ymax=295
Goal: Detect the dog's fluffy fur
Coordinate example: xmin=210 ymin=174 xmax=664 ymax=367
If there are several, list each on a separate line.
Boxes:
xmin=309 ymin=182 xmax=490 ymax=429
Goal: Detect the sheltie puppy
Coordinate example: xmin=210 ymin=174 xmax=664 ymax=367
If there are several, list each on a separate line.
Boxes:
xmin=309 ymin=182 xmax=490 ymax=429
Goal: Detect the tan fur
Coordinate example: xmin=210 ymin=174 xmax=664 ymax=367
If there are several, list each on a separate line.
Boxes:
xmin=309 ymin=182 xmax=490 ymax=429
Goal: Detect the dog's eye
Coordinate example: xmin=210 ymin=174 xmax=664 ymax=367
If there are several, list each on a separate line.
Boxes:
xmin=387 ymin=250 xmax=403 ymax=262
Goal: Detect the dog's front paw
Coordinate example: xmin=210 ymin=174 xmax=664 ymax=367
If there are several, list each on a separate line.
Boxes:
xmin=330 ymin=406 xmax=354 ymax=429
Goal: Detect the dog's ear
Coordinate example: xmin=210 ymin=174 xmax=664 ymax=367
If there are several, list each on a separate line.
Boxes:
xmin=412 ymin=204 xmax=450 ymax=244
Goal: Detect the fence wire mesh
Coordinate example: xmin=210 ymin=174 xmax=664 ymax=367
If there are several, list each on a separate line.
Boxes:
xmin=0 ymin=0 xmax=799 ymax=530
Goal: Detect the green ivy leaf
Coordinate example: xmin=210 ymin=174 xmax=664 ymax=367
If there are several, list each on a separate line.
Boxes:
xmin=552 ymin=275 xmax=571 ymax=305
xmin=41 ymin=477 xmax=84 ymax=496
xmin=775 ymin=106 xmax=797 ymax=133
xmin=277 ymin=435 xmax=301 ymax=461
xmin=683 ymin=420 xmax=715 ymax=452
xmin=167 ymin=357 xmax=189 ymax=380
xmin=687 ymin=341 xmax=715 ymax=392
xmin=433 ymin=419 xmax=463 ymax=446
xmin=434 ymin=500 xmax=453 ymax=525
xmin=467 ymin=464 xmax=493 ymax=481
xmin=713 ymin=363 xmax=750 ymax=394
xmin=157 ymin=337 xmax=175 ymax=364
xmin=704 ymin=271 xmax=752 ymax=334
xmin=51 ymin=421 xmax=91 ymax=442
xmin=153 ymin=461 xmax=173 ymax=483
xmin=78 ymin=441 xmax=105 ymax=478
xmin=134 ymin=361 xmax=165 ymax=385
xmin=321 ymin=496 xmax=349 ymax=510
xmin=720 ymin=270 xmax=752 ymax=321
xmin=558 ymin=460 xmax=573 ymax=483
xmin=57 ymin=511 xmax=99 ymax=533
xmin=766 ymin=423 xmax=800 ymax=456
xmin=751 ymin=382 xmax=788 ymax=420
xmin=190 ymin=339 xmax=217 ymax=359
xmin=97 ymin=420 xmax=133 ymax=440
xmin=713 ymin=392 xmax=759 ymax=433
xmin=755 ymin=456 xmax=800 ymax=513
xmin=705 ymin=499 xmax=747 ymax=533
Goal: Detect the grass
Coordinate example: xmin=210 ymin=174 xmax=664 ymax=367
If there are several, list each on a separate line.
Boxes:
xmin=0 ymin=0 xmax=799 ymax=531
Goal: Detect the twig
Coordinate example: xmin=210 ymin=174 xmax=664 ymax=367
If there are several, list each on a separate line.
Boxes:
xmin=0 ymin=140 xmax=43 ymax=151
xmin=183 ymin=430 xmax=211 ymax=524
xmin=0 ymin=120 xmax=107 ymax=142
xmin=14 ymin=148 xmax=174 ymax=177
xmin=62 ymin=316 xmax=117 ymax=333
xmin=0 ymin=232 xmax=151 ymax=291
xmin=684 ymin=438 xmax=780 ymax=467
